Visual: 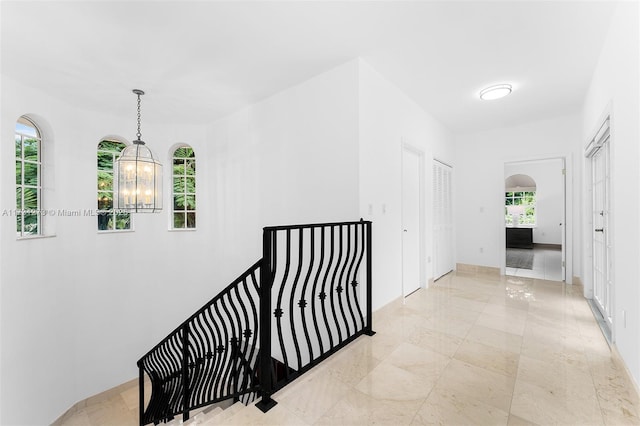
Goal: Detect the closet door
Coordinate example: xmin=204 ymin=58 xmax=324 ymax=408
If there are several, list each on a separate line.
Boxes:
xmin=433 ymin=160 xmax=454 ymax=280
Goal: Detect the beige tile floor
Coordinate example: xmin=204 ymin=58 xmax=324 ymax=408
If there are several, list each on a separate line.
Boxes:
xmin=59 ymin=271 xmax=640 ymax=425
xmin=506 ymin=247 xmax=563 ymax=281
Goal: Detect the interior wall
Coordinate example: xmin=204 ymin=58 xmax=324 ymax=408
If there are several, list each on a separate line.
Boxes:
xmin=0 ymin=77 xmax=210 ymax=425
xmin=581 ymin=1 xmax=640 ymax=390
xmin=504 ymin=159 xmax=564 ymax=245
xmin=358 ymin=59 xmax=454 ymax=310
xmin=454 ymin=114 xmax=581 ymax=277
xmin=206 ymin=60 xmax=360 ymax=288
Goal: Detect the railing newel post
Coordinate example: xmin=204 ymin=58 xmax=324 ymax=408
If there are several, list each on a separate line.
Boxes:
xmin=365 ymin=221 xmax=376 ymax=336
xmin=182 ymin=323 xmax=190 ymax=422
xmin=256 ymin=228 xmax=278 ymax=412
xmin=138 ymin=363 xmax=144 ymax=426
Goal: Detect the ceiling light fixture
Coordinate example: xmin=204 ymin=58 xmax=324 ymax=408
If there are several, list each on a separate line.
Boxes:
xmin=114 ymin=89 xmax=163 ymax=212
xmin=479 ymin=84 xmax=513 ymax=101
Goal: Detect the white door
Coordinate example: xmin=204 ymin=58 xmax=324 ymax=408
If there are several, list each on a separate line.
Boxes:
xmin=402 ymin=148 xmax=421 ymax=297
xmin=433 ymin=160 xmax=454 ymax=280
xmin=591 ymin=139 xmax=612 ymax=325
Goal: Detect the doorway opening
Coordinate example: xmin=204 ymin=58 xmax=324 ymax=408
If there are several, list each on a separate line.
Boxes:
xmin=503 ymin=158 xmax=567 ymax=282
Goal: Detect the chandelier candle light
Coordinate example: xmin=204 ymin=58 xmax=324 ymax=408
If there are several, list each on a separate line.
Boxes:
xmin=114 ymin=89 xmax=163 ymax=212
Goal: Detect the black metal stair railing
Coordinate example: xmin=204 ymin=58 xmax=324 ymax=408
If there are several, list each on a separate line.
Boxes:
xmin=138 ymin=219 xmax=373 ymax=424
xmin=256 ymin=219 xmax=374 ymax=410
xmin=137 ymin=261 xmax=262 ymax=425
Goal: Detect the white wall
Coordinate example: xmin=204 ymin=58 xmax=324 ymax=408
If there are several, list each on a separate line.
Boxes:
xmin=455 ymin=114 xmax=581 ymax=279
xmin=207 ymin=57 xmax=456 ymax=344
xmin=581 ymin=2 xmax=640 ymax=390
xmin=0 ymin=77 xmax=210 ymax=425
xmin=358 ymin=59 xmax=454 ymax=310
xmin=504 ymin=159 xmax=564 ymax=245
xmin=207 ymin=60 xmax=360 ymax=287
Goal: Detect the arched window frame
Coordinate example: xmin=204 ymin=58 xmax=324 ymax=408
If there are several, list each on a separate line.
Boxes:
xmin=171 ymin=145 xmax=196 ymax=230
xmin=15 ymin=116 xmax=42 ymax=238
xmin=97 ymin=139 xmax=132 ymax=232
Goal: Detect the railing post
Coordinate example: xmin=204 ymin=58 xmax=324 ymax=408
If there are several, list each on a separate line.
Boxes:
xmin=365 ymin=221 xmax=376 ymax=336
xmin=182 ymin=324 xmax=190 ymax=422
xmin=230 ymin=336 xmax=239 ymax=401
xmin=138 ymin=363 xmax=144 ymax=426
xmin=256 ymin=228 xmax=278 ymax=412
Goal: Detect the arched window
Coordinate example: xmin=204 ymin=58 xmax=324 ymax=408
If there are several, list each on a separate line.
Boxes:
xmin=172 ymin=146 xmax=196 ymax=229
xmin=505 ymin=174 xmax=537 ymax=226
xmin=15 ymin=116 xmax=42 ymax=237
xmin=97 ymin=140 xmax=131 ymax=231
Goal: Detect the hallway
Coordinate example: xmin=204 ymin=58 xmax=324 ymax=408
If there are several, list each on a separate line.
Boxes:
xmin=59 ymin=271 xmax=639 ymax=425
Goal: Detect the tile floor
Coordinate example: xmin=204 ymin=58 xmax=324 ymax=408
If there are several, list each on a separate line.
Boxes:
xmin=59 ymin=271 xmax=640 ymax=425
xmin=506 ymin=247 xmax=563 ymax=281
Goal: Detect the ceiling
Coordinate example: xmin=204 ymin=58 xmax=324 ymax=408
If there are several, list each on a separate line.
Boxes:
xmin=1 ymin=1 xmax=618 ymax=133
xmin=505 ymin=174 xmax=537 ymax=190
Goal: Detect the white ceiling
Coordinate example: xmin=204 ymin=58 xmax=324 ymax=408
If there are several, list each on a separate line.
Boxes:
xmin=1 ymin=1 xmax=617 ymax=133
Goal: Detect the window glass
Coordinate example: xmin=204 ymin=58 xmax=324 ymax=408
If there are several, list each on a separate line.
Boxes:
xmin=97 ymin=140 xmax=131 ymax=231
xmin=505 ymin=191 xmax=536 ymax=225
xmin=172 ymin=146 xmax=196 ymax=229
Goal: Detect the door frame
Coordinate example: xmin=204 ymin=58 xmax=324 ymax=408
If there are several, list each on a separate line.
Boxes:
xmin=401 ymin=142 xmax=425 ymax=298
xmin=500 ymin=154 xmax=573 ymax=284
xmin=583 ymin=112 xmax=614 ymax=340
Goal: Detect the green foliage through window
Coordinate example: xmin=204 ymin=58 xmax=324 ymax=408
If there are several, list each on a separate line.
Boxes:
xmin=172 ymin=146 xmax=196 ymax=229
xmin=97 ymin=140 xmax=131 ymax=231
xmin=505 ymin=191 xmax=536 ymax=225
xmin=15 ymin=116 xmax=41 ymax=237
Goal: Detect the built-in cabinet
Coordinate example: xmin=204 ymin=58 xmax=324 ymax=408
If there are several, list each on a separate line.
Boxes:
xmin=506 ymin=227 xmax=533 ymax=249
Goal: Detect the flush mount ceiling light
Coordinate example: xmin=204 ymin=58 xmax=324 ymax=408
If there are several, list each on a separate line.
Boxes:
xmin=479 ymin=84 xmax=513 ymax=101
xmin=114 ymin=89 xmax=163 ymax=212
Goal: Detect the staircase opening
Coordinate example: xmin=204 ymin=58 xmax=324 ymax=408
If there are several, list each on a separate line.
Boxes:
xmin=137 ymin=220 xmax=374 ymax=425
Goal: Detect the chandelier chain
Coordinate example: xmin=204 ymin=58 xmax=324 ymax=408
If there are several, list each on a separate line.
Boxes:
xmin=136 ymin=93 xmax=142 ymax=140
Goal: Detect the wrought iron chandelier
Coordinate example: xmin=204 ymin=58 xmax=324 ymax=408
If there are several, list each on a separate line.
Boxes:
xmin=114 ymin=89 xmax=163 ymax=212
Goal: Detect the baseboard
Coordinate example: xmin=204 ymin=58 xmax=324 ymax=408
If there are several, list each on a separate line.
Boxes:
xmin=533 ymin=243 xmax=562 ymax=250
xmin=455 ymin=263 xmax=500 ymax=276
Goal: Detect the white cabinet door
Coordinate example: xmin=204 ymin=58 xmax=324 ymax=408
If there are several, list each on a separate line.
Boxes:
xmin=433 ymin=160 xmax=454 ymax=280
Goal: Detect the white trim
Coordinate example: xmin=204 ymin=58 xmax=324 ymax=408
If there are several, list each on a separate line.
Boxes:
xmin=585 ymin=116 xmax=610 ymax=158
xmin=16 ymin=234 xmax=57 ymax=241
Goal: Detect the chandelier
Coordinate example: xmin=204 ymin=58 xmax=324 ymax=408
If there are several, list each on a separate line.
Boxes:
xmin=114 ymin=89 xmax=163 ymax=212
